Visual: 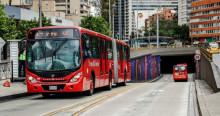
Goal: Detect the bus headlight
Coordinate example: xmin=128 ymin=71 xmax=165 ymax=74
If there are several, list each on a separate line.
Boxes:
xmin=70 ymin=72 xmax=82 ymax=82
xmin=28 ymin=76 xmax=37 ymax=83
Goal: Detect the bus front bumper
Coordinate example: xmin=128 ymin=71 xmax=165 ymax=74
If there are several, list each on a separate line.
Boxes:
xmin=27 ymin=81 xmax=84 ymax=93
xmin=173 ymin=75 xmax=188 ymax=81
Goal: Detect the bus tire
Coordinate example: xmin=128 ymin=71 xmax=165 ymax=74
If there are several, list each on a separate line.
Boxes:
xmin=86 ymin=75 xmax=94 ymax=96
xmin=121 ymin=71 xmax=127 ymax=86
xmin=106 ymin=72 xmax=112 ymax=90
xmin=42 ymin=93 xmax=51 ymax=98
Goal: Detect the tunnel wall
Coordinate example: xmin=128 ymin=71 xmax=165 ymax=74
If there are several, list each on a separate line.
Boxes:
xmin=131 ymin=55 xmax=161 ymax=81
xmin=200 ymin=54 xmax=220 ymax=92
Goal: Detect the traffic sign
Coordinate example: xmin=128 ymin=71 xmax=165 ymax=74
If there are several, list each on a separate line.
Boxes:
xmin=194 ymin=54 xmax=201 ymax=61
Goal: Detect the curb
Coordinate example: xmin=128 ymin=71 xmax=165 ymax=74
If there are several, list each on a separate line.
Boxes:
xmin=149 ymin=75 xmax=163 ymax=83
xmin=0 ymin=92 xmax=36 ymax=103
xmin=195 ymin=80 xmax=211 ymax=116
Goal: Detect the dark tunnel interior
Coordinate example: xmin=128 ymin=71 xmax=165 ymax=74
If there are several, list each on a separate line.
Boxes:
xmin=160 ymin=55 xmax=196 ymax=74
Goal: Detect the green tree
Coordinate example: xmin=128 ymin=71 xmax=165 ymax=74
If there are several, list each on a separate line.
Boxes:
xmin=100 ymin=0 xmax=115 ymax=23
xmin=16 ymin=16 xmax=52 ymax=39
xmin=80 ymin=16 xmax=110 ymax=36
xmin=149 ymin=19 xmax=179 ymax=37
xmin=178 ymin=24 xmax=189 ymax=42
xmin=0 ymin=5 xmax=52 ymax=40
xmin=0 ymin=5 xmax=18 ymax=40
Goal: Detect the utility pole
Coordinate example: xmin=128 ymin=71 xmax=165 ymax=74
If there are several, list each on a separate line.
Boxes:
xmin=112 ymin=4 xmax=115 ymax=38
xmin=109 ymin=0 xmax=112 ymax=36
xmin=118 ymin=0 xmax=122 ymax=40
xmin=39 ymin=0 xmax=42 ymax=27
xmin=156 ymin=9 xmax=159 ymax=48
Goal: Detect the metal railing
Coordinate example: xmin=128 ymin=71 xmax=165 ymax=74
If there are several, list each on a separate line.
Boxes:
xmin=200 ymin=47 xmax=213 ymax=61
xmin=130 ymin=45 xmax=194 ymax=51
xmin=0 ymin=61 xmax=12 ymax=81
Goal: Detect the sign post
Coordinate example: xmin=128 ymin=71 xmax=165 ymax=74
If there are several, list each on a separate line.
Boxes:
xmin=194 ymin=50 xmax=201 ymax=80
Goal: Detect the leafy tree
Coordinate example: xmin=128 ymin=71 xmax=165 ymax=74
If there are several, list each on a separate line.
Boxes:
xmin=149 ymin=19 xmax=178 ymax=37
xmin=0 ymin=5 xmax=52 ymax=40
xmin=178 ymin=24 xmax=189 ymax=42
xmin=16 ymin=16 xmax=52 ymax=39
xmin=80 ymin=16 xmax=110 ymax=36
xmin=0 ymin=5 xmax=18 ymax=40
xmin=100 ymin=0 xmax=115 ymax=23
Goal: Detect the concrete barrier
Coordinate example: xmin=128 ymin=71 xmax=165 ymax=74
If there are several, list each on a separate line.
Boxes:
xmin=200 ymin=53 xmax=220 ymax=92
xmin=130 ymin=55 xmax=161 ymax=82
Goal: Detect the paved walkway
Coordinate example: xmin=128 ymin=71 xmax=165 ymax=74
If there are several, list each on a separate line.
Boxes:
xmin=0 ymin=81 xmax=27 ymax=98
xmin=196 ymin=80 xmax=220 ymax=116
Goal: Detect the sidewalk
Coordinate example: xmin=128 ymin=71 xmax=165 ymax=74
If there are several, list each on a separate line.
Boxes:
xmin=195 ymin=80 xmax=220 ymax=116
xmin=0 ymin=81 xmax=27 ymax=100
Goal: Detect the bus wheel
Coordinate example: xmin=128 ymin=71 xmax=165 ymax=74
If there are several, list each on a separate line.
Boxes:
xmin=121 ymin=71 xmax=127 ymax=86
xmin=42 ymin=93 xmax=51 ymax=98
xmin=86 ymin=77 xmax=94 ymax=96
xmin=106 ymin=72 xmax=112 ymax=90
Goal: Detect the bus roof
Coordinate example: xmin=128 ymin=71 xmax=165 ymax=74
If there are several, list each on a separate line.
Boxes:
xmin=29 ymin=26 xmax=129 ymax=47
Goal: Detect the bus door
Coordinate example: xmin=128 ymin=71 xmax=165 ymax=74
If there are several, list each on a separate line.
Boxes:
xmin=100 ymin=39 xmax=106 ymax=86
xmin=117 ymin=44 xmax=123 ymax=82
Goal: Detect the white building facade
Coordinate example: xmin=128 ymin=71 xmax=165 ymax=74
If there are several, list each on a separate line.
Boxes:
xmin=178 ymin=0 xmax=191 ymax=25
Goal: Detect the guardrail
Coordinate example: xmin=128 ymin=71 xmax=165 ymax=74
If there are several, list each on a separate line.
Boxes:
xmin=200 ymin=47 xmax=212 ymax=61
xmin=130 ymin=45 xmax=194 ymax=51
xmin=0 ymin=61 xmax=12 ymax=81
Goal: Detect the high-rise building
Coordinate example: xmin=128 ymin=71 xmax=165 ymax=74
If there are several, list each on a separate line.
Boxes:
xmin=145 ymin=9 xmax=176 ymax=31
xmin=0 ymin=0 xmax=32 ymax=9
xmin=32 ymin=0 xmax=81 ymax=26
xmin=178 ymin=0 xmax=191 ymax=25
xmin=89 ymin=0 xmax=101 ymax=16
xmin=190 ymin=0 xmax=220 ymax=42
xmin=114 ymin=0 xmax=132 ymax=40
xmin=80 ymin=0 xmax=91 ymax=17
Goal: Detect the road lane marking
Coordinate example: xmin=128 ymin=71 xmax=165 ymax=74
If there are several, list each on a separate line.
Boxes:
xmin=43 ymin=83 xmax=144 ymax=116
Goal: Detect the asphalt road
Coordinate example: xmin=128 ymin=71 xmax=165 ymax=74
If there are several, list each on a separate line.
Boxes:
xmin=0 ymin=74 xmax=198 ymax=116
xmin=81 ymin=74 xmax=199 ymax=116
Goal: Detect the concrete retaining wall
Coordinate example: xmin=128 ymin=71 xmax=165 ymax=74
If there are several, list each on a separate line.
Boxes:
xmin=200 ymin=54 xmax=220 ymax=92
xmin=131 ymin=55 xmax=161 ymax=82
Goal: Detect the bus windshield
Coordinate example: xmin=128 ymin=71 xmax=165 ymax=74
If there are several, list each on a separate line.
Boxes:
xmin=27 ymin=28 xmax=81 ymax=71
xmin=174 ymin=66 xmax=186 ymax=71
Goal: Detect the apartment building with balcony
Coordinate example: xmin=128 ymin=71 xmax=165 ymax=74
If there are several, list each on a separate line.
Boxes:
xmin=145 ymin=9 xmax=176 ymax=32
xmin=0 ymin=0 xmax=32 ymax=9
xmin=80 ymin=0 xmax=91 ymax=17
xmin=114 ymin=0 xmax=132 ymax=40
xmin=178 ymin=0 xmax=191 ymax=25
xmin=31 ymin=0 xmax=81 ymax=26
xmin=190 ymin=0 xmax=220 ymax=42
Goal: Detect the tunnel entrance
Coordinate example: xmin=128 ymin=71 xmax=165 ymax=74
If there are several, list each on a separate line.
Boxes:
xmin=160 ymin=55 xmax=195 ymax=74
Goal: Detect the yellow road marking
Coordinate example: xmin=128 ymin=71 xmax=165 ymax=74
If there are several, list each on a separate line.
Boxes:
xmin=43 ymin=83 xmax=143 ymax=116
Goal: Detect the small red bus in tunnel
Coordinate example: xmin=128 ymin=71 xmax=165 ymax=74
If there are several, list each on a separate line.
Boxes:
xmin=173 ymin=64 xmax=188 ymax=81
xmin=25 ymin=26 xmax=131 ymax=97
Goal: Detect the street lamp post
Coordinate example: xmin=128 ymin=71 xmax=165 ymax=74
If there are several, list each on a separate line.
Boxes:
xmin=112 ymin=4 xmax=115 ymax=38
xmin=156 ymin=9 xmax=159 ymax=48
xmin=109 ymin=0 xmax=111 ymax=36
xmin=39 ymin=0 xmax=42 ymax=27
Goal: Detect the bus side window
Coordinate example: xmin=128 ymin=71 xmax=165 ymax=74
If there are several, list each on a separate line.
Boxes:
xmin=82 ymin=34 xmax=91 ymax=59
xmin=90 ymin=36 xmax=100 ymax=58
xmin=117 ymin=44 xmax=120 ymax=60
xmin=107 ymin=41 xmax=113 ymax=60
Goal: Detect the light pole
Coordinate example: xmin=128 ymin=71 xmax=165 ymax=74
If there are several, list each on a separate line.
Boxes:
xmin=109 ymin=0 xmax=111 ymax=36
xmin=112 ymin=4 xmax=115 ymax=38
xmin=39 ymin=0 xmax=42 ymax=27
xmin=156 ymin=8 xmax=159 ymax=48
xmin=118 ymin=0 xmax=122 ymax=40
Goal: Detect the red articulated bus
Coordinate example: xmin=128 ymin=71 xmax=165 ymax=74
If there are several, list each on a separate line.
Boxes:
xmin=25 ymin=26 xmax=131 ymax=97
xmin=173 ymin=63 xmax=188 ymax=82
